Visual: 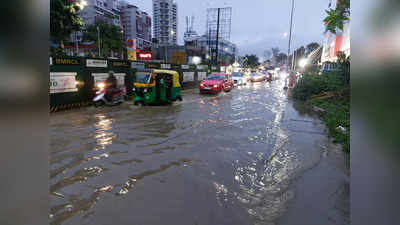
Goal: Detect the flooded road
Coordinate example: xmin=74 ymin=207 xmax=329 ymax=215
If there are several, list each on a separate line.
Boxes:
xmin=50 ymin=79 xmax=349 ymax=225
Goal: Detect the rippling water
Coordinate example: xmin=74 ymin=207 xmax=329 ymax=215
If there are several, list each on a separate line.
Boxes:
xmin=50 ymin=80 xmax=349 ymax=225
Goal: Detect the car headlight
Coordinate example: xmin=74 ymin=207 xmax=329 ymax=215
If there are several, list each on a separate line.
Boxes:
xmin=144 ymin=88 xmax=148 ymax=93
xmin=213 ymin=84 xmax=218 ymax=88
xmin=97 ymin=82 xmax=105 ymax=89
xmin=200 ymin=83 xmax=204 ymax=87
xmin=132 ymin=87 xmax=136 ymax=92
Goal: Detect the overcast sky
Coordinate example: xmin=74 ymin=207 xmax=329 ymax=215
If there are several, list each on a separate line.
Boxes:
xmin=129 ymin=0 xmax=331 ymax=59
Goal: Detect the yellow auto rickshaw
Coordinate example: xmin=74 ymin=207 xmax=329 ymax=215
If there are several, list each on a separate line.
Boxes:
xmin=132 ymin=69 xmax=182 ymax=106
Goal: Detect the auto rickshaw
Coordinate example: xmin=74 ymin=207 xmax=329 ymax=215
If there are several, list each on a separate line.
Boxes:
xmin=132 ymin=69 xmax=183 ymax=106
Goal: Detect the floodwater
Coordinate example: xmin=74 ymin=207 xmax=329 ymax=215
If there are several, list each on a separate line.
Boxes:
xmin=50 ymin=79 xmax=349 ymax=225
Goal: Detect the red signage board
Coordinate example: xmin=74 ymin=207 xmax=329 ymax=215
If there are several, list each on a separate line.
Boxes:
xmin=138 ymin=52 xmax=153 ymax=60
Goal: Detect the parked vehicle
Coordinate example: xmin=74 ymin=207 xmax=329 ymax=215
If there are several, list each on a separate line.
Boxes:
xmin=93 ymin=82 xmax=126 ymax=107
xmin=199 ymin=73 xmax=234 ymax=94
xmin=249 ymin=72 xmax=265 ymax=82
xmin=232 ymin=72 xmax=247 ymax=86
xmin=132 ymin=69 xmax=182 ymax=106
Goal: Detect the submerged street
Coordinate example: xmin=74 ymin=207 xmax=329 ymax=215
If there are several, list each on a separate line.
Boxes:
xmin=50 ymin=79 xmax=349 ymax=225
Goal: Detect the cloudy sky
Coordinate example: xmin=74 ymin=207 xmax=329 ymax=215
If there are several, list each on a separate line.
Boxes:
xmin=129 ymin=0 xmax=331 ymax=59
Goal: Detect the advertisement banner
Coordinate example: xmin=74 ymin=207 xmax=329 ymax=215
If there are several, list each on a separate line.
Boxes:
xmin=131 ymin=62 xmax=145 ymax=70
xmin=86 ymin=59 xmax=108 ymax=68
xmin=50 ymin=72 xmax=78 ymax=94
xmin=138 ymin=52 xmax=152 ymax=60
xmin=198 ymin=72 xmax=207 ymax=80
xmin=92 ymin=73 xmax=126 ymax=88
xmin=197 ymin=65 xmax=208 ymax=70
xmin=183 ymin=72 xmax=195 ymax=82
xmin=92 ymin=73 xmax=108 ymax=87
xmin=161 ymin=64 xmax=171 ymax=69
xmin=114 ymin=73 xmax=126 ymax=87
xmin=127 ymin=39 xmax=137 ymax=61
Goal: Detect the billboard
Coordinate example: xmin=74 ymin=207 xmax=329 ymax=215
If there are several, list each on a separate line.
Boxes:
xmin=127 ymin=39 xmax=137 ymax=61
xmin=138 ymin=52 xmax=153 ymax=60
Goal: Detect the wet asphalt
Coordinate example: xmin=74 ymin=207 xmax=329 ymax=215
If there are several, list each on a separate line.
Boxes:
xmin=50 ymin=78 xmax=349 ymax=225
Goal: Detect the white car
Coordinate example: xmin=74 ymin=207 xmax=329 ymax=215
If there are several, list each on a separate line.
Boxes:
xmin=232 ymin=72 xmax=247 ymax=86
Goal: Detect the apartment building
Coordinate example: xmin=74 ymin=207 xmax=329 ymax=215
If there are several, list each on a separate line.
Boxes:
xmin=153 ymin=0 xmax=178 ymax=46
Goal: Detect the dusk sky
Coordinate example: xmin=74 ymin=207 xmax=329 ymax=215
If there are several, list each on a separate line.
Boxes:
xmin=129 ymin=0 xmax=331 ymax=59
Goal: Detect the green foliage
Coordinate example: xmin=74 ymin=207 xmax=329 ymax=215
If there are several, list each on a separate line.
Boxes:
xmin=293 ymin=72 xmax=346 ymax=100
xmin=271 ymin=47 xmax=280 ymax=57
xmin=243 ymin=54 xmax=260 ymax=68
xmin=293 ymin=69 xmax=350 ymax=152
xmin=323 ymin=0 xmax=350 ymax=34
xmin=83 ymin=20 xmax=124 ymax=58
xmin=309 ymin=98 xmax=350 ymax=152
xmin=306 ymin=42 xmax=320 ymax=55
xmin=276 ymin=53 xmax=288 ymax=65
xmin=50 ymin=0 xmax=83 ymax=47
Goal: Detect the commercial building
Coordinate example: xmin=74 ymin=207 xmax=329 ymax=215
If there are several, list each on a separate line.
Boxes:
xmin=152 ymin=0 xmax=178 ymax=46
xmin=321 ymin=0 xmax=350 ymax=63
xmin=193 ymin=35 xmax=237 ymax=66
xmin=119 ymin=1 xmax=152 ymax=50
xmin=64 ymin=0 xmax=151 ymax=56
xmin=80 ymin=0 xmax=121 ymax=27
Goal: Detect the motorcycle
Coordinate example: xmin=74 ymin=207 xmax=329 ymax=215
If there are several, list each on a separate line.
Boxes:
xmin=93 ymin=82 xmax=126 ymax=107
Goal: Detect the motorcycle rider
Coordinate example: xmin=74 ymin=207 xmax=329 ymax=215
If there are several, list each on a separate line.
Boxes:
xmin=105 ymin=71 xmax=118 ymax=102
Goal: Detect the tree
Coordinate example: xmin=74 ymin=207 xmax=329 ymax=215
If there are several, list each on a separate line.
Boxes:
xmin=295 ymin=46 xmax=306 ymax=58
xmin=271 ymin=47 xmax=280 ymax=57
xmin=50 ymin=0 xmax=83 ymax=51
xmin=323 ymin=0 xmax=350 ymax=34
xmin=276 ymin=53 xmax=288 ymax=65
xmin=243 ymin=54 xmax=260 ymax=68
xmin=306 ymin=42 xmax=320 ymax=55
xmin=263 ymin=50 xmax=272 ymax=60
xmin=83 ymin=20 xmax=124 ymax=58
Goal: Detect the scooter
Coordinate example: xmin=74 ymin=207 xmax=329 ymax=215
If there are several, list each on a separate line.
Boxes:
xmin=93 ymin=82 xmax=126 ymax=107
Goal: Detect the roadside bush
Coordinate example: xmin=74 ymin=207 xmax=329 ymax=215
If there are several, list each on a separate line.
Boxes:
xmin=293 ymin=70 xmax=350 ymax=152
xmin=309 ymin=98 xmax=350 ymax=152
xmin=293 ymin=72 xmax=345 ymax=100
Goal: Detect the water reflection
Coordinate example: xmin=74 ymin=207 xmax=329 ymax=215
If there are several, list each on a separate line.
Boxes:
xmin=94 ymin=114 xmax=115 ymax=151
xmin=231 ymin=82 xmax=302 ymax=224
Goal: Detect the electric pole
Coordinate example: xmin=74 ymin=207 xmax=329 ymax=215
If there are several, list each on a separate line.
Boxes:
xmin=215 ymin=8 xmax=220 ymax=66
xmin=97 ymin=26 xmax=101 ymax=57
xmin=287 ymin=0 xmax=295 ymax=71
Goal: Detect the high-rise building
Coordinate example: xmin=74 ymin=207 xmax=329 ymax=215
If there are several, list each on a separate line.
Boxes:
xmin=80 ymin=0 xmax=121 ymax=27
xmin=67 ymin=0 xmax=151 ymax=56
xmin=152 ymin=0 xmax=178 ymax=46
xmin=119 ymin=1 xmax=152 ymax=50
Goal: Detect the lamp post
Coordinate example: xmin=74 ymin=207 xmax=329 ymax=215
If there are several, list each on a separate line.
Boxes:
xmin=287 ymin=0 xmax=295 ymax=71
xmin=97 ymin=26 xmax=101 ymax=57
xmin=75 ymin=31 xmax=79 ymax=56
xmin=74 ymin=0 xmax=87 ymax=56
xmin=299 ymin=58 xmax=308 ymax=68
xmin=284 ymin=0 xmax=295 ymax=89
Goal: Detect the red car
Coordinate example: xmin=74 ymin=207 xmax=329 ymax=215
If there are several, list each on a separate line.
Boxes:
xmin=199 ymin=73 xmax=233 ymax=94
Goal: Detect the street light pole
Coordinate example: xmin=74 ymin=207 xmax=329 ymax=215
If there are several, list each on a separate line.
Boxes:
xmin=215 ymin=8 xmax=221 ymax=66
xmin=287 ymin=0 xmax=295 ymax=71
xmin=97 ymin=26 xmax=101 ymax=57
xmin=75 ymin=31 xmax=79 ymax=56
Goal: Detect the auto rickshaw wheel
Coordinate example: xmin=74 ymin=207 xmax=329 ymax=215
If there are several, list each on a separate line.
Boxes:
xmin=177 ymin=96 xmax=183 ymax=101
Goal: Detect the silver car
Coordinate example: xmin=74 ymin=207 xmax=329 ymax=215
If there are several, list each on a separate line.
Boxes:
xmin=232 ymin=72 xmax=247 ymax=86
